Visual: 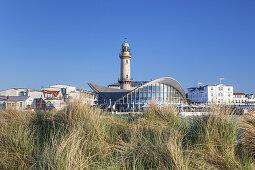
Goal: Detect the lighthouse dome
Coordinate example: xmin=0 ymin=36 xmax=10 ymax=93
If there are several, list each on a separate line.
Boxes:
xmin=122 ymin=41 xmax=129 ymax=47
xmin=122 ymin=40 xmax=130 ymax=52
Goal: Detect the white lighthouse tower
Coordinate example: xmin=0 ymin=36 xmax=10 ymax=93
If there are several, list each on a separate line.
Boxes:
xmin=118 ymin=40 xmax=132 ymax=90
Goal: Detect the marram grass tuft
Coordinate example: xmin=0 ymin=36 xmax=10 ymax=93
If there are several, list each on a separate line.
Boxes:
xmin=0 ymin=105 xmax=254 ymax=169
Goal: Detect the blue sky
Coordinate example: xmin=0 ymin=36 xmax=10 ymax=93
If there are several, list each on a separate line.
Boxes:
xmin=0 ymin=0 xmax=254 ymax=93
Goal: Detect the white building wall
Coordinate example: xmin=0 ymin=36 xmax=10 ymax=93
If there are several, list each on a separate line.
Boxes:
xmin=28 ymin=91 xmax=44 ymax=99
xmin=50 ymin=85 xmax=76 ymax=94
xmin=69 ymin=91 xmax=97 ymax=106
xmin=0 ymin=97 xmax=33 ymax=111
xmin=0 ymin=89 xmax=28 ymax=96
xmin=233 ymin=94 xmax=248 ymax=104
xmin=45 ymin=99 xmax=65 ymax=110
xmin=246 ymin=94 xmax=255 ymax=102
xmin=188 ymin=84 xmax=233 ymax=104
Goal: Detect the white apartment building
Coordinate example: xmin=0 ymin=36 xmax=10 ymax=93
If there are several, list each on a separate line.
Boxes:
xmin=45 ymin=98 xmax=66 ymax=110
xmin=69 ymin=90 xmax=97 ymax=106
xmin=233 ymin=93 xmax=248 ymax=104
xmin=246 ymin=94 xmax=255 ymax=102
xmin=28 ymin=90 xmax=44 ymax=99
xmin=0 ymin=88 xmax=28 ymax=96
xmin=50 ymin=84 xmax=76 ymax=98
xmin=188 ymin=84 xmax=233 ymax=104
xmin=246 ymin=94 xmax=255 ymax=99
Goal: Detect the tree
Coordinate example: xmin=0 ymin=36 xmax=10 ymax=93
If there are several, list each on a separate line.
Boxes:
xmin=186 ymin=93 xmax=191 ymax=105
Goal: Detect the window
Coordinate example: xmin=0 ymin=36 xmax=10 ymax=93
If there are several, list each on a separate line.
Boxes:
xmin=20 ymin=102 xmax=22 ymax=107
xmin=126 ymin=75 xmax=128 ymax=78
xmin=211 ymin=93 xmax=213 ymax=97
xmin=211 ymin=87 xmax=213 ymax=90
xmin=126 ymin=60 xmax=128 ymax=63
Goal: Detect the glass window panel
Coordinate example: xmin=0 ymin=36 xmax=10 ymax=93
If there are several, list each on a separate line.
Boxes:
xmin=131 ymin=92 xmax=135 ymax=104
xmin=167 ymin=85 xmax=170 ymax=104
xmin=164 ymin=84 xmax=168 ymax=104
xmin=140 ymin=88 xmax=143 ymax=103
xmin=135 ymin=90 xmax=139 ymax=104
xmin=160 ymin=84 xmax=164 ymax=103
xmin=128 ymin=94 xmax=131 ymax=103
xmin=144 ymin=86 xmax=148 ymax=103
xmin=152 ymin=84 xmax=156 ymax=100
xmin=152 ymin=85 xmax=156 ymax=93
xmin=148 ymin=85 xmax=152 ymax=101
xmin=156 ymin=84 xmax=160 ymax=103
xmin=168 ymin=86 xmax=171 ymax=104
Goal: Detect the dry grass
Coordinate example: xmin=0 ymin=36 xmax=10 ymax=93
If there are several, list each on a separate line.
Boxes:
xmin=185 ymin=107 xmax=242 ymax=169
xmin=0 ymin=109 xmax=34 ymax=169
xmin=0 ymin=104 xmax=254 ymax=169
xmin=240 ymin=112 xmax=255 ymax=157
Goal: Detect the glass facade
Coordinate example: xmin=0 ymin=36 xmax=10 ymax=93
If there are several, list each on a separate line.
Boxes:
xmin=115 ymin=83 xmax=185 ymax=108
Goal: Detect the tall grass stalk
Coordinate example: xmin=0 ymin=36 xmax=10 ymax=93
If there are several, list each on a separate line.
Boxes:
xmin=240 ymin=112 xmax=255 ymax=158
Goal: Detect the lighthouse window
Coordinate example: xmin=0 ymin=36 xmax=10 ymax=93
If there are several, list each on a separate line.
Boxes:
xmin=126 ymin=75 xmax=128 ymax=78
xmin=126 ymin=60 xmax=128 ymax=63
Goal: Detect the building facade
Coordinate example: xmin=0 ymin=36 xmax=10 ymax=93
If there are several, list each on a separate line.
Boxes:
xmin=50 ymin=84 xmax=77 ymax=99
xmin=188 ymin=84 xmax=233 ymax=104
xmin=0 ymin=88 xmax=28 ymax=96
xmin=246 ymin=94 xmax=255 ymax=102
xmin=41 ymin=87 xmax=64 ymax=99
xmin=233 ymin=93 xmax=248 ymax=104
xmin=0 ymin=84 xmax=96 ymax=110
xmin=114 ymin=77 xmax=186 ymax=110
xmin=0 ymin=96 xmax=33 ymax=111
xmin=68 ymin=89 xmax=97 ymax=106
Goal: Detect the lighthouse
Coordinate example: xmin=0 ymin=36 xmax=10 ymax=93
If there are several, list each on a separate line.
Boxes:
xmin=118 ymin=40 xmax=132 ymax=90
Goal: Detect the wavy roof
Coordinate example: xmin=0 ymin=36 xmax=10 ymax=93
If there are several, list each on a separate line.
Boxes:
xmin=88 ymin=83 xmax=130 ymax=102
xmin=88 ymin=77 xmax=186 ymax=103
xmin=134 ymin=77 xmax=186 ymax=100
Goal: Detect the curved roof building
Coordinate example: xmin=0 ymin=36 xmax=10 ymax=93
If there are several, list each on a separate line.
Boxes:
xmin=89 ymin=41 xmax=186 ymax=110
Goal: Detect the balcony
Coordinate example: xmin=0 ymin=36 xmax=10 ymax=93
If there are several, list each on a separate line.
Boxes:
xmin=119 ymin=53 xmax=132 ymax=57
xmin=118 ymin=78 xmax=133 ymax=82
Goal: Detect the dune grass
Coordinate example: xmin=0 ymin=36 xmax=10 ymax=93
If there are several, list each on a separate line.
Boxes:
xmin=0 ymin=103 xmax=254 ymax=169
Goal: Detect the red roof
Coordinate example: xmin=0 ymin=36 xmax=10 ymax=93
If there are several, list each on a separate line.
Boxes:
xmin=233 ymin=93 xmax=245 ymax=95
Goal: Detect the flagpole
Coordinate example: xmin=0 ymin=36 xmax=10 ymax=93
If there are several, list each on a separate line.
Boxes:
xmin=220 ymin=78 xmax=224 ymax=84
